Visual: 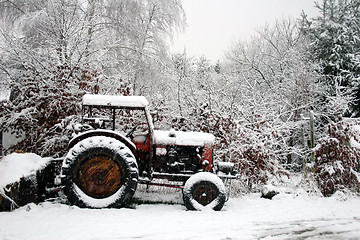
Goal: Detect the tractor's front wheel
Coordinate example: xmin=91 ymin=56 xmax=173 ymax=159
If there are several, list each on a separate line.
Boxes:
xmin=183 ymin=172 xmax=226 ymax=211
xmin=61 ymin=136 xmax=138 ymax=208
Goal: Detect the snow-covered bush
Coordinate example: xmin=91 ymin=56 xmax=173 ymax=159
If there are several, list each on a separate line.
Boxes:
xmin=229 ymin=120 xmax=290 ymax=191
xmin=314 ymin=120 xmax=360 ymax=196
xmin=173 ymin=104 xmax=290 ymax=191
xmin=0 ymin=65 xmax=99 ymax=157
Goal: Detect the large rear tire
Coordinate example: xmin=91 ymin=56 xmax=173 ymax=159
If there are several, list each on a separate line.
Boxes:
xmin=61 ymin=136 xmax=138 ymax=208
xmin=183 ymin=172 xmax=226 ymax=211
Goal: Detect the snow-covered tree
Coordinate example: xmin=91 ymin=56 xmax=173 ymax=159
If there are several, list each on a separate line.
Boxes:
xmin=98 ymin=0 xmax=185 ymax=95
xmin=226 ymin=19 xmax=325 ymax=159
xmin=301 ymin=0 xmax=360 ymax=116
xmin=0 ymin=0 xmax=185 ymax=156
xmin=147 ymin=19 xmax=326 ymax=189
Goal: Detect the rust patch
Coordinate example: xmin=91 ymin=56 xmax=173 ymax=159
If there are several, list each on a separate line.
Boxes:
xmin=76 ymin=156 xmax=123 ymax=199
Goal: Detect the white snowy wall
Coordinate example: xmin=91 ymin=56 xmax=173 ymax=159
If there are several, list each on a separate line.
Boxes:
xmin=1 ymin=130 xmax=25 ymax=157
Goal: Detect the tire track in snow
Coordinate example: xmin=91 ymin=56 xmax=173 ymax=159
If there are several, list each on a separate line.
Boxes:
xmin=255 ymin=218 xmax=360 ymax=239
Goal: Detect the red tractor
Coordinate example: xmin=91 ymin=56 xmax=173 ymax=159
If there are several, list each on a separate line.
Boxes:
xmin=61 ymin=94 xmax=236 ymax=210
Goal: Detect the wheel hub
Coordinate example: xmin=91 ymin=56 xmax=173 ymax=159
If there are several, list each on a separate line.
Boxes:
xmin=193 ymin=185 xmax=217 ymax=206
xmin=76 ymin=155 xmax=123 ymax=199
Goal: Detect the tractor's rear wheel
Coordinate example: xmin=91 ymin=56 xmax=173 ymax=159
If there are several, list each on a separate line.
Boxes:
xmin=183 ymin=172 xmax=226 ymax=211
xmin=61 ymin=136 xmax=138 ymax=208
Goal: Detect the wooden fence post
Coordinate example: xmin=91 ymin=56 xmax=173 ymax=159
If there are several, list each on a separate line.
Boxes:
xmin=300 ymin=114 xmax=307 ymax=178
xmin=310 ymin=111 xmax=315 ymax=171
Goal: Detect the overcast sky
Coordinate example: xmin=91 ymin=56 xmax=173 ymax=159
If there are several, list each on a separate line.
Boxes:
xmin=171 ymin=0 xmax=319 ymax=62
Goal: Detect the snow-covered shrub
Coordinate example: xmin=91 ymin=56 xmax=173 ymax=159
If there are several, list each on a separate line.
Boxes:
xmin=236 ymin=144 xmax=278 ymax=188
xmin=230 ymin=122 xmax=290 ymax=191
xmin=0 ymin=65 xmax=99 ymax=157
xmin=182 ymin=109 xmax=290 ymax=192
xmin=314 ymin=120 xmax=360 ymax=196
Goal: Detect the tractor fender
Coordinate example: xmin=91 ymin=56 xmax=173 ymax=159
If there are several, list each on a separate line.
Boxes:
xmin=68 ymin=129 xmax=136 ymax=153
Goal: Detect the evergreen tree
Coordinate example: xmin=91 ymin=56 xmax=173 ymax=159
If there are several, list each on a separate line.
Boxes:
xmin=302 ymin=0 xmax=360 ymax=116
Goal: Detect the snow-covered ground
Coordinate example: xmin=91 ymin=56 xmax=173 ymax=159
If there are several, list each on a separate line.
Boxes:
xmin=1 ymin=153 xmax=360 ymax=239
xmin=1 ymin=189 xmax=360 ymax=240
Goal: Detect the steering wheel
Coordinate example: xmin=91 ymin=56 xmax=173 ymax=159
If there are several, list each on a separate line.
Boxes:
xmin=125 ymin=126 xmax=137 ymax=138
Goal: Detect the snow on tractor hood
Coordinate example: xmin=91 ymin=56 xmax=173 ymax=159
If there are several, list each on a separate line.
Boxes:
xmin=153 ymin=130 xmax=215 ymax=146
